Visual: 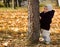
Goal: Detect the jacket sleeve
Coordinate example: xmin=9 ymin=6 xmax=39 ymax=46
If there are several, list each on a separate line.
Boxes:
xmin=47 ymin=10 xmax=55 ymax=24
xmin=49 ymin=10 xmax=55 ymax=18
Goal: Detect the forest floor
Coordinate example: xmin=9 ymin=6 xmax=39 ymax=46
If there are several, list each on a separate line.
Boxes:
xmin=0 ymin=8 xmax=60 ymax=47
xmin=0 ymin=31 xmax=60 ymax=47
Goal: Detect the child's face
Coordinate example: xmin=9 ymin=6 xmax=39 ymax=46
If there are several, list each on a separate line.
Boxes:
xmin=44 ymin=6 xmax=48 ymax=13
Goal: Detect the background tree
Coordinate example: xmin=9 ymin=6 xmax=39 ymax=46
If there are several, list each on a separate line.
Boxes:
xmin=3 ymin=0 xmax=10 ymax=7
xmin=3 ymin=0 xmax=6 ymax=7
xmin=18 ymin=0 xmax=22 ymax=7
xmin=28 ymin=0 xmax=40 ymax=44
xmin=14 ymin=0 xmax=17 ymax=8
xmin=12 ymin=0 xmax=14 ymax=9
xmin=12 ymin=0 xmax=17 ymax=9
xmin=56 ymin=0 xmax=59 ymax=6
xmin=11 ymin=0 xmax=22 ymax=9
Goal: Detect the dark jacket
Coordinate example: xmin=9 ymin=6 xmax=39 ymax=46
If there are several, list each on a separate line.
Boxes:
xmin=40 ymin=10 xmax=55 ymax=30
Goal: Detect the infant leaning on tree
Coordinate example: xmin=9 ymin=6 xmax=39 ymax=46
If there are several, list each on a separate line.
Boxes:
xmin=39 ymin=4 xmax=55 ymax=44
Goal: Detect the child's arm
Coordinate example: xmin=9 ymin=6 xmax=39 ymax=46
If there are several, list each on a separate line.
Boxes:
xmin=39 ymin=12 xmax=44 ymax=19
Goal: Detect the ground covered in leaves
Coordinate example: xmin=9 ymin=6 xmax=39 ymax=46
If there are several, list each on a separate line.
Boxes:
xmin=0 ymin=8 xmax=60 ymax=47
xmin=0 ymin=8 xmax=60 ymax=33
xmin=0 ymin=31 xmax=60 ymax=47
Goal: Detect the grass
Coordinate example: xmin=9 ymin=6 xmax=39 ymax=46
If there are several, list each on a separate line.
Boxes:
xmin=0 ymin=7 xmax=28 ymax=11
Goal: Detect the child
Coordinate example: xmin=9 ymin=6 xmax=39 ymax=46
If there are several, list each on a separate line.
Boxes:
xmin=40 ymin=4 xmax=55 ymax=44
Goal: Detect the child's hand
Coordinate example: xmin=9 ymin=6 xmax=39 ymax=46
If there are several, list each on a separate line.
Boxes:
xmin=39 ymin=16 xmax=41 ymax=19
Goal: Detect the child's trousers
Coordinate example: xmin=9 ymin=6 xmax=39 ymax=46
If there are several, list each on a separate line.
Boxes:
xmin=41 ymin=29 xmax=50 ymax=43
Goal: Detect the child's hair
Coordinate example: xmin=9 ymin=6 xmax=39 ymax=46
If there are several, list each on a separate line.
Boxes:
xmin=45 ymin=4 xmax=53 ymax=11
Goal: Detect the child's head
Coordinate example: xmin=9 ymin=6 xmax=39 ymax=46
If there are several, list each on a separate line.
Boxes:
xmin=44 ymin=4 xmax=53 ymax=12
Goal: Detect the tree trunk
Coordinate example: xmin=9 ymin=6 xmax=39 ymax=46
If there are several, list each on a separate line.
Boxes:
xmin=3 ymin=0 xmax=6 ymax=7
xmin=12 ymin=0 xmax=14 ymax=9
xmin=18 ymin=0 xmax=22 ymax=7
xmin=17 ymin=0 xmax=19 ymax=7
xmin=56 ymin=0 xmax=59 ymax=6
xmin=28 ymin=0 xmax=40 ymax=44
xmin=12 ymin=0 xmax=17 ymax=9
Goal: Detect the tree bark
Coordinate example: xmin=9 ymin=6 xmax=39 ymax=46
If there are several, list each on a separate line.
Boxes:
xmin=12 ymin=0 xmax=17 ymax=9
xmin=12 ymin=0 xmax=14 ymax=9
xmin=28 ymin=0 xmax=40 ymax=44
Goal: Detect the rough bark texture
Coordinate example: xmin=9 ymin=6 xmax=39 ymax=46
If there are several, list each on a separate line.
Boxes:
xmin=28 ymin=0 xmax=40 ymax=43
